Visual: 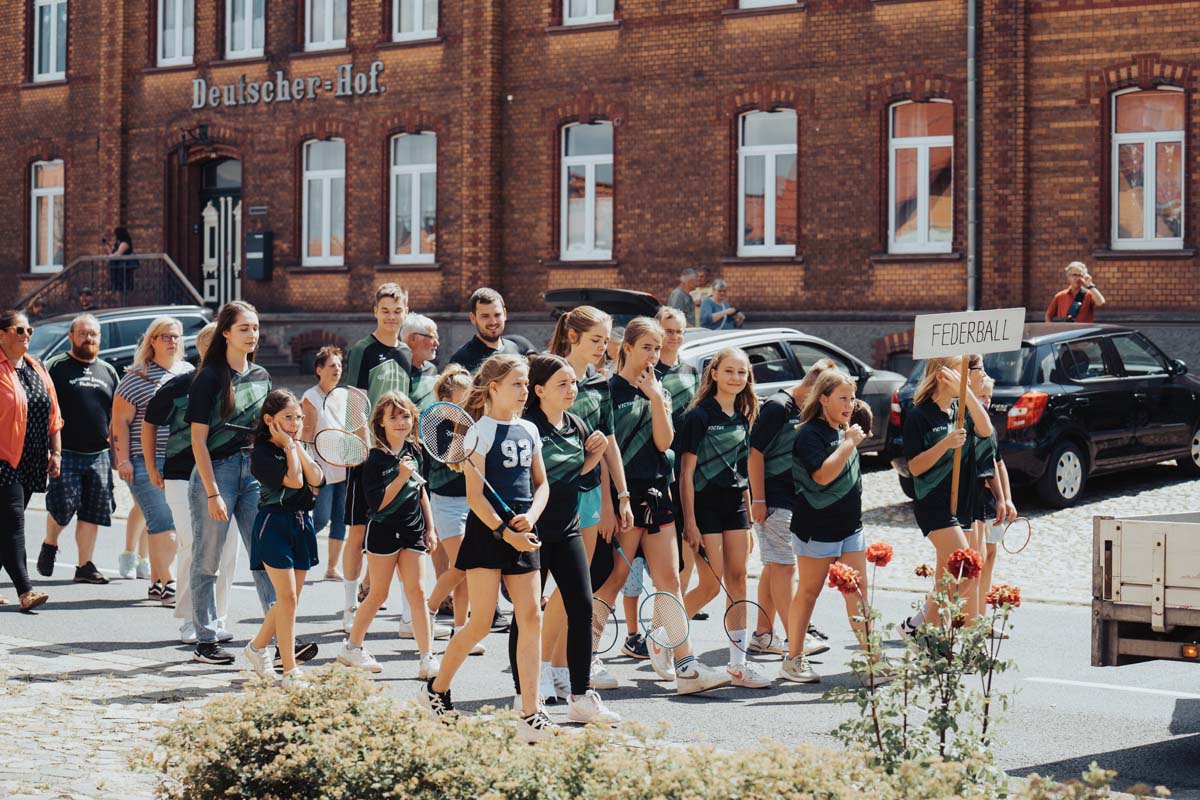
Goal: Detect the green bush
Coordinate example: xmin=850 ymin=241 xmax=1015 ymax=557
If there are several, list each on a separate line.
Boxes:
xmin=142 ymin=669 xmax=1162 ymax=800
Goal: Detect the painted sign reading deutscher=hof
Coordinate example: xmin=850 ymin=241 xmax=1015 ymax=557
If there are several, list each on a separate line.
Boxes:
xmin=192 ymin=61 xmax=386 ymax=110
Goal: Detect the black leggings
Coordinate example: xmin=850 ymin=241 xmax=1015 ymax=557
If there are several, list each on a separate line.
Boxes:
xmin=510 ymin=533 xmax=593 ymax=697
xmin=0 ymin=482 xmax=34 ymax=597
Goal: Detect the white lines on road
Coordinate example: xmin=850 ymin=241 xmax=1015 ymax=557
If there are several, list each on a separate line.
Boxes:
xmin=1026 ymin=677 xmax=1200 ymax=700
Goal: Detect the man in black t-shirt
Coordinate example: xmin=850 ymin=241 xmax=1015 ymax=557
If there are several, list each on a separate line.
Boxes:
xmin=38 ymin=315 xmax=119 ymax=584
xmin=448 ymin=287 xmax=522 ymax=374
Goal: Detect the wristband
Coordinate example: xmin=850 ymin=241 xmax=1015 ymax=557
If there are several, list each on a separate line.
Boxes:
xmin=751 ymin=499 xmax=766 ymax=505
xmin=207 ymin=493 xmax=219 ymax=500
xmin=491 ymin=522 xmax=508 ymax=542
xmin=616 ymin=491 xmax=631 ymax=500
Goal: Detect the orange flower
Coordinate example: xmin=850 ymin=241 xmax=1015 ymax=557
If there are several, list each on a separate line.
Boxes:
xmin=946 ymin=548 xmax=983 ymax=580
xmin=986 ymin=584 xmax=1022 ymax=609
xmin=914 ymin=563 xmax=934 ymax=578
xmin=827 ymin=562 xmax=863 ymax=595
xmin=865 ymin=542 xmax=894 ymax=568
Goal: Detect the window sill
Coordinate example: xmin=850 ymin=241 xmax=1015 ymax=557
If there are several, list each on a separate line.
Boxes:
xmin=284 ymin=264 xmax=351 ymax=274
xmin=377 ymin=35 xmax=445 ymax=50
xmin=143 ymin=63 xmax=196 ymax=75
xmin=871 ymin=0 xmax=942 ymax=4
xmin=541 ymin=258 xmax=619 ymax=269
xmin=21 ymin=78 xmax=68 ymax=89
xmin=869 ymin=251 xmax=962 ymax=263
xmin=17 ymin=270 xmax=63 ymax=278
xmin=375 ymin=261 xmax=441 ymax=272
xmin=1092 ymin=247 xmax=1196 ymax=261
xmin=722 ymin=3 xmax=807 ymax=18
xmin=546 ymin=20 xmax=623 ymax=34
xmin=289 ymin=47 xmax=352 ymax=61
xmin=721 ymin=254 xmax=805 ymax=266
xmin=211 ymin=56 xmax=269 ymax=67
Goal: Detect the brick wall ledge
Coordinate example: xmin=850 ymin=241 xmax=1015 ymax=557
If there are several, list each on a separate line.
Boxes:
xmin=286 ymin=48 xmax=353 ymax=61
xmin=376 ymin=36 xmax=446 ymax=50
xmin=720 ymin=255 xmax=805 ymax=266
xmin=282 ymin=264 xmax=350 ymax=274
xmin=1091 ymin=248 xmax=1197 ymax=261
xmin=540 ymin=259 xmax=619 ymax=268
xmin=722 ymin=3 xmax=807 ymax=18
xmin=869 ymin=251 xmax=963 ymax=263
xmin=373 ymin=261 xmax=441 ymax=272
xmin=210 ymin=56 xmax=269 ymax=68
xmin=20 ymin=79 xmax=68 ymax=89
xmin=142 ymin=63 xmax=196 ymax=75
xmin=546 ymin=20 xmax=623 ymax=34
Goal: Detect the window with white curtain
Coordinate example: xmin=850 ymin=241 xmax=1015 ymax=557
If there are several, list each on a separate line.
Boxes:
xmin=225 ymin=0 xmax=264 ymax=59
xmin=560 ymin=122 xmax=613 ymax=261
xmin=564 ymin=0 xmax=614 ymax=25
xmin=390 ymin=132 xmax=437 ymax=263
xmin=394 ymin=0 xmax=437 ymax=40
xmin=1111 ymin=87 xmax=1185 ymax=250
xmin=157 ymin=0 xmax=194 ymax=66
xmin=306 ymin=0 xmax=346 ymax=51
xmin=739 ymin=0 xmax=798 ymax=8
xmin=31 ymin=161 xmax=65 ymax=273
xmin=33 ymin=0 xmax=68 ymax=81
xmin=888 ymin=99 xmax=954 ymax=254
xmin=738 ymin=109 xmax=797 ymax=256
xmin=302 ymin=140 xmax=345 ymax=266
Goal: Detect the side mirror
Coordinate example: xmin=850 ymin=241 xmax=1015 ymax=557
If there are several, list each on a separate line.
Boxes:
xmin=1171 ymin=358 xmax=1188 ymax=375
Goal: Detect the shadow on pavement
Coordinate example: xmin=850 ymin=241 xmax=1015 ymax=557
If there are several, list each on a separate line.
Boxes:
xmin=1011 ymin=732 xmax=1200 ymax=797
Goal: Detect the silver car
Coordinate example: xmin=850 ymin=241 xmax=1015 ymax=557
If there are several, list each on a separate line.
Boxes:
xmin=27 ymin=305 xmax=212 ymax=372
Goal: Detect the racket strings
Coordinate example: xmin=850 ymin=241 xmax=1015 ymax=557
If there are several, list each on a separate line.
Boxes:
xmin=723 ymin=600 xmax=765 ymax=654
xmin=642 ymin=592 xmax=689 ymax=649
xmin=592 ymin=598 xmax=618 ymax=654
xmin=314 ymin=429 xmax=369 ymax=467
xmin=418 ymin=404 xmax=475 ymax=465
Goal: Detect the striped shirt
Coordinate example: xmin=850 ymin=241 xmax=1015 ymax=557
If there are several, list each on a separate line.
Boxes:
xmin=115 ymin=361 xmax=194 ymax=461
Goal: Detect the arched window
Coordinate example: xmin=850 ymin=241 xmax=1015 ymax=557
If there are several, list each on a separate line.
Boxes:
xmin=888 ymin=100 xmax=953 ymax=254
xmin=302 ymin=139 xmax=345 ymax=266
xmin=560 ymin=122 xmax=613 ymax=261
xmin=737 ymin=109 xmax=797 ymax=256
xmin=1111 ymin=87 xmax=1185 ymax=250
xmin=390 ymin=132 xmax=437 ymax=263
xmin=31 ymin=160 xmax=65 ymax=273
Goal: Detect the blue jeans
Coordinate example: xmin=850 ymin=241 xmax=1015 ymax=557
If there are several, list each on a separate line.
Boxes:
xmin=190 ymin=451 xmax=275 ymax=644
xmin=312 ymin=480 xmax=347 ymax=541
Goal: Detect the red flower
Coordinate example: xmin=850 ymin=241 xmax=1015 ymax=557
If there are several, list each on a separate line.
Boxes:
xmin=866 ymin=542 xmax=894 ymax=568
xmin=986 ymin=584 xmax=1022 ymax=609
xmin=946 ymin=548 xmax=983 ymax=580
xmin=914 ymin=563 xmax=934 ymax=578
xmin=827 ymin=562 xmax=863 ymax=595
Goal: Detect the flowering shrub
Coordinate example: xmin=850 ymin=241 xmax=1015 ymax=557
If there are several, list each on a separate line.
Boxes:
xmin=141 ymin=669 xmax=1159 ymax=800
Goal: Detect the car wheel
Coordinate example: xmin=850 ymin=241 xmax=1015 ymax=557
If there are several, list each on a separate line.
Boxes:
xmin=898 ymin=474 xmax=915 ymax=500
xmin=1179 ymin=421 xmax=1200 ymax=476
xmin=1037 ymin=440 xmax=1086 ymax=508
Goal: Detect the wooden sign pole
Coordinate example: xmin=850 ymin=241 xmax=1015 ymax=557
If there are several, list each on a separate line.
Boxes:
xmin=948 ymin=360 xmax=969 ymax=516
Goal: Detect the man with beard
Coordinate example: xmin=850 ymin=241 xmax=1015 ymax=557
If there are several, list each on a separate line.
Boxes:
xmin=448 ymin=288 xmax=522 ymax=374
xmin=37 ymin=314 xmax=119 ymax=583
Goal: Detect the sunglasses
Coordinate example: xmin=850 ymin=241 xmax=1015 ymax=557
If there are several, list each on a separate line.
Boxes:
xmin=7 ymin=326 xmax=34 ymax=336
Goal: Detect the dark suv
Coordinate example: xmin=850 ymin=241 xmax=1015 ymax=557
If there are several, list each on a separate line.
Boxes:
xmin=888 ymin=323 xmax=1200 ymax=507
xmin=27 ymin=306 xmax=212 ymax=373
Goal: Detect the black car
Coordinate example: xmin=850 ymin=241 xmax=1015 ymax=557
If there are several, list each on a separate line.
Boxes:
xmin=27 ymin=305 xmax=212 ymax=373
xmin=888 ymin=323 xmax=1200 ymax=507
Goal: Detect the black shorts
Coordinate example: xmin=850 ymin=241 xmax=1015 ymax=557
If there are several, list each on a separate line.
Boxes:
xmin=365 ymin=518 xmax=428 ymax=556
xmin=627 ymin=477 xmax=675 ymax=534
xmin=694 ymin=485 xmax=750 ymax=535
xmin=913 ymin=491 xmax=971 ymax=536
xmin=972 ymin=477 xmax=997 ymax=523
xmin=343 ymin=464 xmax=368 ymax=527
xmin=455 ymin=511 xmax=540 ymax=575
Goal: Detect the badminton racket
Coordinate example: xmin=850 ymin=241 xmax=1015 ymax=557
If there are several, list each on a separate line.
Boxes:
xmin=696 ymin=544 xmax=772 ymax=655
xmin=613 ymin=544 xmax=689 ymax=650
xmin=591 ymin=597 xmax=619 ymax=655
xmin=417 ymin=401 xmax=516 ymax=524
xmin=1001 ymin=516 xmax=1031 ymax=554
xmin=323 ymin=385 xmax=371 ymax=433
xmin=226 ymin=423 xmax=368 ymax=467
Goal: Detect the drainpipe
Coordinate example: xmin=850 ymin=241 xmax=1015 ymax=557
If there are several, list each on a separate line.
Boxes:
xmin=966 ymin=0 xmax=979 ymax=310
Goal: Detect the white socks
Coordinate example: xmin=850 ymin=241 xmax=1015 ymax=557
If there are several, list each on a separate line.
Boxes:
xmin=343 ymin=579 xmax=358 ymax=612
xmin=728 ymin=630 xmax=748 ymax=666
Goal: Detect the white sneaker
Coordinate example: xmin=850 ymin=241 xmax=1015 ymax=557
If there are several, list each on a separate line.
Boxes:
xmin=803 ymin=634 xmax=830 ymax=657
xmin=726 ymin=661 xmax=773 ymax=689
xmin=469 ymin=639 xmax=487 ymax=656
xmin=518 ymin=710 xmax=560 ymax=743
xmin=336 ymin=642 xmax=383 ymax=674
xmin=282 ymin=666 xmax=311 ymax=689
xmin=552 ymin=666 xmax=571 ymax=700
xmin=780 ymin=655 xmax=820 ymax=683
xmin=539 ymin=662 xmax=559 ymax=704
xmin=513 ymin=694 xmax=546 ymax=713
xmin=398 ymin=615 xmax=453 ymax=640
xmin=418 ymin=653 xmax=441 ymax=680
xmin=179 ymin=621 xmax=197 ymax=645
xmin=214 ymin=627 xmax=235 ymax=643
xmin=748 ymin=631 xmax=786 ymax=655
xmin=647 ymin=631 xmax=676 ymax=681
xmin=675 ymin=661 xmax=731 ymax=695
xmin=589 ymin=656 xmax=619 ymax=690
xmin=567 ymin=689 xmax=621 ymax=725
xmin=243 ymin=643 xmax=273 ymax=677
xmin=342 ymin=609 xmax=356 ymax=634
xmin=135 ymin=557 xmax=152 ymax=580
xmin=117 ymin=551 xmax=137 ymax=580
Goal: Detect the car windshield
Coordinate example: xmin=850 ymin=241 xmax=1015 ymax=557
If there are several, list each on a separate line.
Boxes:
xmin=28 ymin=321 xmax=70 ymax=356
xmin=904 ymin=346 xmax=1034 ymax=388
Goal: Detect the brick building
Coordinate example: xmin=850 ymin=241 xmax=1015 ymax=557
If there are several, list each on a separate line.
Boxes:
xmin=4 ymin=0 xmax=1200 ymax=364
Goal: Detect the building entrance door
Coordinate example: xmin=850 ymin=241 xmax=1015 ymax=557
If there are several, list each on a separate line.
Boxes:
xmin=198 ymin=159 xmax=243 ymax=307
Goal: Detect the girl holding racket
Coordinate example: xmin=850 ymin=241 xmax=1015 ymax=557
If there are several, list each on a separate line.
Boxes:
xmin=974 ymin=376 xmax=1018 ymax=632
xmin=677 ymin=347 xmax=770 ymax=688
xmin=419 ymin=355 xmax=557 ymax=740
xmin=243 ymin=390 xmax=324 ymax=687
xmin=522 ymin=354 xmax=619 ymax=724
xmin=547 ymin=305 xmax=633 ymax=693
xmin=338 ymin=392 xmax=440 ymax=680
xmin=900 ymin=355 xmax=994 ymax=636
xmin=592 ymin=317 xmax=729 ymax=696
xmin=780 ymin=371 xmax=871 ymax=684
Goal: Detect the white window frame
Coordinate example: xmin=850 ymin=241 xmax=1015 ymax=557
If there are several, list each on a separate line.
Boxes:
xmin=738 ymin=0 xmax=799 ymax=8
xmin=737 ymin=109 xmax=798 ymax=257
xmin=33 ymin=0 xmax=67 ymax=81
xmin=393 ymin=0 xmax=438 ymax=41
xmin=305 ymin=0 xmax=346 ymax=51
xmin=30 ymin=160 xmax=64 ymax=274
xmin=563 ymin=0 xmax=614 ymax=26
xmin=559 ymin=123 xmax=613 ymax=262
xmin=302 ymin=140 xmax=345 ymax=267
xmin=225 ymin=0 xmax=264 ymax=59
xmin=888 ymin=99 xmax=954 ymax=254
xmin=156 ymin=0 xmax=194 ymax=67
xmin=389 ymin=132 xmax=437 ymax=264
xmin=1110 ymin=86 xmax=1185 ymax=251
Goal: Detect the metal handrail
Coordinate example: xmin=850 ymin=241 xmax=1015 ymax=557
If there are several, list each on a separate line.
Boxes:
xmin=15 ymin=252 xmax=205 ymax=313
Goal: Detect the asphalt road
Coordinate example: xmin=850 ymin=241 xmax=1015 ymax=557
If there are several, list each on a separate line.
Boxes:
xmin=4 ymin=503 xmax=1198 ymax=797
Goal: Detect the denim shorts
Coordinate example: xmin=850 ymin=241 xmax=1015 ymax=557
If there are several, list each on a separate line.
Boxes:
xmin=431 ymin=493 xmax=469 ymax=540
xmin=126 ymin=453 xmax=176 ymax=534
xmin=792 ymin=528 xmax=866 ymax=559
xmin=578 ymin=484 xmax=602 ymax=529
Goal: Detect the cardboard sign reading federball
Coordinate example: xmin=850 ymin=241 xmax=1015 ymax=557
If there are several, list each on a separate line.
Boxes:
xmin=911 ymin=308 xmax=1025 ymax=516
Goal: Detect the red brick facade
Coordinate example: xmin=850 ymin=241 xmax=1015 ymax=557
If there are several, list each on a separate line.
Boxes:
xmin=4 ymin=0 xmax=1199 ymax=320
